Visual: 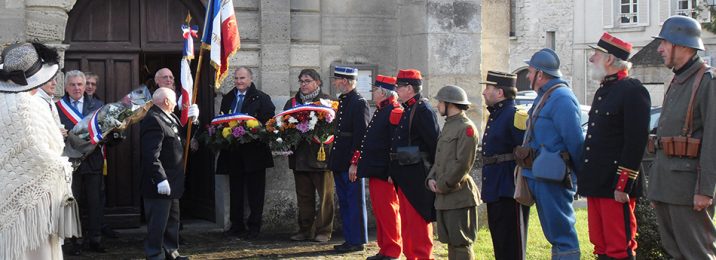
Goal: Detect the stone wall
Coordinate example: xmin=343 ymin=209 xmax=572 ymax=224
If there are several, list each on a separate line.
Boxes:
xmin=509 ymin=0 xmax=573 ymax=89
xmin=0 ymin=0 xmax=506 ymax=232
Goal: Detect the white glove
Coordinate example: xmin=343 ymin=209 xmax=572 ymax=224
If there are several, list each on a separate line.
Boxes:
xmin=157 ymin=180 xmax=171 ymax=196
xmin=187 ymin=104 xmax=199 ymax=122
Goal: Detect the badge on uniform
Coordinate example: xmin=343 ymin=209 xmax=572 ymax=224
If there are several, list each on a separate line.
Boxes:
xmin=466 ymin=126 xmax=474 ymax=137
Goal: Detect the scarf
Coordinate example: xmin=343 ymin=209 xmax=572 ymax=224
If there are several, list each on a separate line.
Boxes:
xmin=299 ymin=87 xmax=321 ymax=103
xmin=0 ymin=92 xmax=73 ymax=260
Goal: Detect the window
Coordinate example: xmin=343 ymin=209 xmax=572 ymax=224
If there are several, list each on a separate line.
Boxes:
xmin=675 ymin=0 xmax=696 ymax=16
xmin=546 ymin=31 xmax=556 ymax=50
xmin=620 ymin=0 xmax=639 ymax=24
xmin=605 ymin=0 xmax=649 ymax=28
xmin=510 ymin=0 xmax=516 ymax=37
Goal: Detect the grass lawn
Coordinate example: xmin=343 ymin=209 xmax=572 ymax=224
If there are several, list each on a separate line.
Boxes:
xmin=471 ymin=207 xmax=591 ymax=259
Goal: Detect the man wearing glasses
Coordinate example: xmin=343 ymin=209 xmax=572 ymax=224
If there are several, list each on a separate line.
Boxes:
xmin=389 ymin=69 xmax=439 ymax=259
xmin=286 ymin=69 xmax=336 ymax=243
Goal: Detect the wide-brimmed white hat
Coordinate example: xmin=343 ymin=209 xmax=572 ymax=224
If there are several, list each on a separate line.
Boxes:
xmin=0 ymin=43 xmax=59 ymax=93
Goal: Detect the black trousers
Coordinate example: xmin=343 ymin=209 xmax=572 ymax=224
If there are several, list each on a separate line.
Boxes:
xmin=487 ymin=197 xmax=530 ymax=260
xmin=144 ymin=198 xmax=181 ymax=260
xmin=229 ymin=169 xmax=266 ymax=232
xmin=72 ymin=172 xmax=103 ymax=243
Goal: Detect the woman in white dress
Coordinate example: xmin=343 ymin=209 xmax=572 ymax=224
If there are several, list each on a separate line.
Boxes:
xmin=0 ymin=42 xmax=77 ymax=260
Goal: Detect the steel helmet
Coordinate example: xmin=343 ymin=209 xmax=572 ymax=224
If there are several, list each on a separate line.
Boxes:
xmin=653 ymin=15 xmax=704 ymax=51
xmin=434 ymin=85 xmax=470 ymax=105
xmin=524 ymin=48 xmax=562 ymax=77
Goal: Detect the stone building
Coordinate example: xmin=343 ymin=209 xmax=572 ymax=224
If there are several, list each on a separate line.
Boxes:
xmin=0 ymin=0 xmax=510 ymax=231
xmin=508 ymin=0 xmax=574 ymax=93
xmin=573 ymin=0 xmax=716 ymax=106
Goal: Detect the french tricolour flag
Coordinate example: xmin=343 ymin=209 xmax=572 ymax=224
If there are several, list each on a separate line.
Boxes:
xmin=201 ymin=0 xmax=240 ymax=88
xmin=180 ymin=24 xmax=198 ymax=126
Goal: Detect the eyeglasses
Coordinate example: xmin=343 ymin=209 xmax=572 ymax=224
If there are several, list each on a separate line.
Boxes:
xmin=396 ymin=83 xmax=410 ymax=88
xmin=298 ymin=79 xmax=314 ymax=85
xmin=159 ymin=75 xmax=174 ymax=80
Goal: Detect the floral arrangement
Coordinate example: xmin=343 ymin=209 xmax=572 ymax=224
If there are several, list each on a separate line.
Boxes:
xmin=266 ymin=99 xmax=338 ymax=158
xmin=200 ymin=113 xmax=265 ymax=151
xmin=65 ymin=86 xmax=153 ymax=158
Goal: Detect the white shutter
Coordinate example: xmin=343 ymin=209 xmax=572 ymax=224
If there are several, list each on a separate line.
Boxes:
xmin=658 ymin=0 xmax=670 ymax=23
xmin=637 ymin=0 xmax=650 ymax=25
xmin=604 ymin=0 xmax=614 ymax=28
xmin=696 ymin=1 xmax=711 ymax=23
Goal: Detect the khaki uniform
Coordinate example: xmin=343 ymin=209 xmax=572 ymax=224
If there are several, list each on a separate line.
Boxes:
xmin=647 ymin=57 xmax=716 ymax=259
xmin=426 ymin=112 xmax=480 ymax=260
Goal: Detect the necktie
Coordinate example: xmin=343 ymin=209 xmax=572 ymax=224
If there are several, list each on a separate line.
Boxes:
xmin=72 ymin=100 xmax=79 ymax=110
xmin=234 ymin=94 xmax=245 ymax=113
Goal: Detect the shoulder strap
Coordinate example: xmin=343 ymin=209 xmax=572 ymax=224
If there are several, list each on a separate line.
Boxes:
xmin=683 ymin=64 xmax=709 ymax=137
xmin=522 ymin=84 xmax=565 ymax=145
xmin=291 ymin=97 xmax=297 ymax=107
xmin=407 ymin=98 xmax=428 ymax=146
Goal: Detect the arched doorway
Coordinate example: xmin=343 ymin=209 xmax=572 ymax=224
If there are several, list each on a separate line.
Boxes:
xmin=64 ymin=0 xmax=216 ymax=227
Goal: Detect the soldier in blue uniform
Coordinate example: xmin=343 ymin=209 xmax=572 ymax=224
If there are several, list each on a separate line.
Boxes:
xmin=389 ymin=69 xmax=439 ymax=260
xmin=480 ymin=71 xmax=530 ymax=260
xmin=328 ymin=66 xmax=371 ymax=253
xmin=348 ymin=75 xmax=403 ymax=260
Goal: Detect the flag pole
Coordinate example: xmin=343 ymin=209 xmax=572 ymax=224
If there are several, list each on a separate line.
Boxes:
xmin=182 ymin=47 xmax=205 ymax=173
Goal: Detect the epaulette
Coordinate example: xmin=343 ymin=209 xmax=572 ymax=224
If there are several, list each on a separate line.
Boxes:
xmin=514 ymin=108 xmax=528 ymax=130
xmin=389 ymin=102 xmax=403 ymax=125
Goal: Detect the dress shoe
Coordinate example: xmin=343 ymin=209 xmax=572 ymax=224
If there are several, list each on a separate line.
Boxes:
xmin=224 ymin=227 xmax=248 ymax=238
xmin=290 ymin=233 xmax=310 ymax=241
xmin=174 ymin=256 xmax=190 ymax=260
xmin=366 ymin=253 xmax=385 ymax=260
xmin=334 ymin=243 xmax=364 ymax=253
xmin=313 ymin=234 xmax=330 ymax=242
xmin=101 ymin=226 xmax=119 ymax=238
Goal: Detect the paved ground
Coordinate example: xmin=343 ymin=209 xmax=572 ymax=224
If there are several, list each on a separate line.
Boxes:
xmin=64 ymin=219 xmax=451 ymax=260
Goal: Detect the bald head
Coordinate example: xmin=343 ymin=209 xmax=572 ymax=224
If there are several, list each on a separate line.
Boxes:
xmin=153 ymin=87 xmax=177 ymax=113
xmin=154 ymin=68 xmax=175 ymax=90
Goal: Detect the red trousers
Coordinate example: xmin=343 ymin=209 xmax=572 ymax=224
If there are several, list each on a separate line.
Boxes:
xmin=369 ymin=178 xmax=402 ymax=258
xmin=397 ymin=187 xmax=434 ymax=260
xmin=587 ymin=197 xmax=637 ymax=259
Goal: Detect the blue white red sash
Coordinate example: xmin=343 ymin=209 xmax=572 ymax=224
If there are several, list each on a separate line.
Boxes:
xmin=88 ymin=109 xmax=104 ymax=145
xmin=210 ymin=113 xmax=257 ymax=125
xmin=275 ymin=104 xmax=335 ymax=118
xmin=57 ymin=99 xmax=83 ymax=125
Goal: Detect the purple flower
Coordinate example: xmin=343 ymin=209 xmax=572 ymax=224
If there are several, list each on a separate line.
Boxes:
xmin=208 ymin=125 xmax=216 ymax=136
xmin=296 ymin=122 xmax=310 ymax=133
xmin=232 ymin=126 xmax=246 ymax=138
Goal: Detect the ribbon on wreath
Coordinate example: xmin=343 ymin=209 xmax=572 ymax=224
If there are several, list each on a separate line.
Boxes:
xmin=312 ymin=135 xmax=335 ymax=161
xmin=210 ymin=113 xmax=257 ymax=125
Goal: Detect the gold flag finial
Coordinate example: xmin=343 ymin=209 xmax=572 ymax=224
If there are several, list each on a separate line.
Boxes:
xmin=185 ymin=12 xmax=192 ymax=24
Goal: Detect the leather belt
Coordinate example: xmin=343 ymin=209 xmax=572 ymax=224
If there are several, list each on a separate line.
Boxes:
xmin=482 ymin=153 xmax=515 ymax=165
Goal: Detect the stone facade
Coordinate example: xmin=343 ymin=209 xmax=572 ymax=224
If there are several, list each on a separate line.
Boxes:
xmin=572 ymin=0 xmax=716 ymax=106
xmin=509 ymin=0 xmax=574 ymax=92
xmin=0 ymin=0 xmax=508 ymax=231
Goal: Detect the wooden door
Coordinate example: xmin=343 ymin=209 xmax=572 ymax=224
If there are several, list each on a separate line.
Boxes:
xmin=65 ymin=0 xmax=215 ymax=227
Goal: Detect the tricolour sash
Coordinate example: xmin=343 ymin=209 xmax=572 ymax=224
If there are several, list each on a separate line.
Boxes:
xmin=57 ymin=99 xmax=83 ymax=125
xmin=88 ymin=109 xmax=103 ymax=145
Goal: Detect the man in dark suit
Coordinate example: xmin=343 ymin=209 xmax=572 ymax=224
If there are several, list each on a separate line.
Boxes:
xmin=217 ymin=67 xmax=275 ymax=239
xmin=57 ymin=70 xmax=107 ymax=254
xmin=140 ymin=87 xmax=192 ymax=260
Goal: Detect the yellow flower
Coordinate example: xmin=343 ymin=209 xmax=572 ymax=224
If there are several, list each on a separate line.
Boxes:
xmin=222 ymin=127 xmax=232 ymax=138
xmin=228 ymin=121 xmax=239 ymax=127
xmin=246 ymin=119 xmax=259 ymax=128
